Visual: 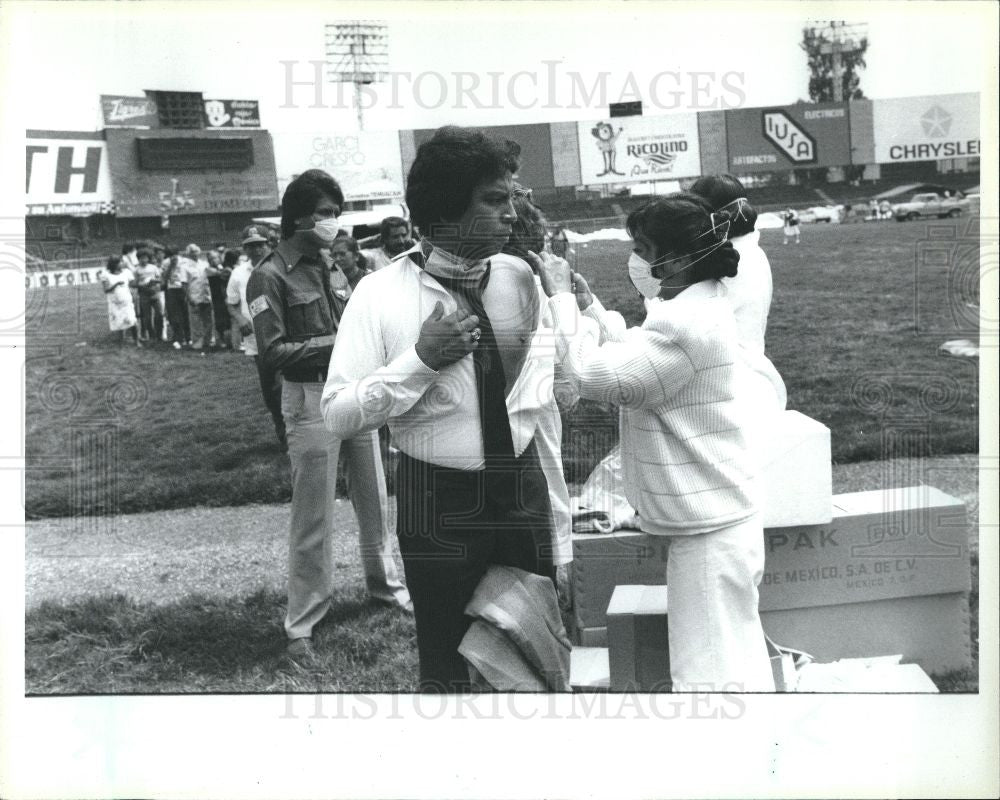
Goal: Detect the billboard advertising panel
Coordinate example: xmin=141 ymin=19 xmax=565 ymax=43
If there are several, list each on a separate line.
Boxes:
xmin=104 ymin=128 xmax=279 ymax=217
xmin=100 ymin=95 xmax=159 ymax=128
xmin=272 ymin=131 xmax=404 ymax=201
xmin=576 ymin=113 xmax=701 ymax=185
xmin=872 ymin=93 xmax=979 ymax=163
xmin=204 ymin=99 xmax=261 ymax=129
xmin=26 ymin=130 xmax=114 ymax=215
xmin=725 ymin=102 xmax=851 ymax=172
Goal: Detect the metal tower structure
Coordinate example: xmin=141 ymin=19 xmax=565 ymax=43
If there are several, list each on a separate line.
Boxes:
xmin=324 ymin=21 xmax=389 ymax=131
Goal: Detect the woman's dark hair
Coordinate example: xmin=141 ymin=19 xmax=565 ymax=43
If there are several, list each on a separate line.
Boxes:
xmin=405 ymin=126 xmax=520 ymax=235
xmin=688 ymin=174 xmax=758 ymax=238
xmin=223 ymin=250 xmax=240 ymax=268
xmin=626 ymin=192 xmax=739 ymax=282
xmin=280 ymin=169 xmax=345 ymax=240
xmin=135 ymin=247 xmax=152 ymax=261
xmin=106 ymin=255 xmax=123 ymax=271
xmin=121 ymin=243 xmax=136 ymax=255
xmin=503 ymin=193 xmax=547 ymax=262
xmin=332 ymin=236 xmax=360 ymax=255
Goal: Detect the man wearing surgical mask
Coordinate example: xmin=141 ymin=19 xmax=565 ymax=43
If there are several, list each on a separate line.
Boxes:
xmin=246 ymin=169 xmax=411 ymax=663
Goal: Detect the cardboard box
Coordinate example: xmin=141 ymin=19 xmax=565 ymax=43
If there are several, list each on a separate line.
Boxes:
xmin=572 ymin=530 xmax=668 ymax=632
xmin=758 ymin=411 xmax=833 ymax=528
xmin=759 ymin=485 xmax=970 ymax=612
xmin=571 ymin=486 xmax=972 ymax=676
xmin=606 ymin=585 xmax=672 ymax=691
xmin=569 ymin=647 xmax=610 ymax=691
xmin=577 ymin=592 xmax=971 ymax=677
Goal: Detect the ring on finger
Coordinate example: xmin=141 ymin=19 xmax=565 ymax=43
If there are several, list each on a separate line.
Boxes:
xmin=470 ymin=328 xmax=481 ymax=341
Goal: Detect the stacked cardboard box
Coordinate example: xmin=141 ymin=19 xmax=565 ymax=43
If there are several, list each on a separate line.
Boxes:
xmin=571 ymin=486 xmax=971 ymax=675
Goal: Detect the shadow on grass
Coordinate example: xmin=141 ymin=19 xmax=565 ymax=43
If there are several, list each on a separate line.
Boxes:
xmin=26 ymin=588 xmax=419 ymax=695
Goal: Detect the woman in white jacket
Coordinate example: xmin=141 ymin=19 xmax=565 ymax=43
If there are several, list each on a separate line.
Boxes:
xmin=532 ymin=193 xmax=774 ymax=692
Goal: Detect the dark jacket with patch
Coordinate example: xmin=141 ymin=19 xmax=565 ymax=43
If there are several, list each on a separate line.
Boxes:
xmin=245 ymin=239 xmax=352 ymax=381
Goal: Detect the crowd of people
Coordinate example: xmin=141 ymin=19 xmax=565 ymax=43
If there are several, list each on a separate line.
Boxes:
xmin=103 ymin=124 xmax=790 ymax=693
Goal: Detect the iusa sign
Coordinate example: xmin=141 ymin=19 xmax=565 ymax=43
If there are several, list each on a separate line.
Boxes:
xmin=726 ymin=102 xmax=850 ymax=172
xmin=762 ymin=110 xmax=816 ymax=164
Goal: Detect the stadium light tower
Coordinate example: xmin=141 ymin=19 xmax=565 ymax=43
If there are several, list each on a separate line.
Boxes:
xmin=325 ymin=21 xmax=389 ymax=131
xmin=812 ymin=20 xmax=868 ymax=102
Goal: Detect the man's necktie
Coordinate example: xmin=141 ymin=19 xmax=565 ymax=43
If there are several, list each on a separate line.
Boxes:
xmin=431 ymin=262 xmax=517 ymax=502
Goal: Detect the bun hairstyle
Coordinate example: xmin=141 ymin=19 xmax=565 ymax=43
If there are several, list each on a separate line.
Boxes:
xmin=688 ymin=173 xmax=758 ymax=238
xmin=625 ymin=192 xmax=739 ymax=282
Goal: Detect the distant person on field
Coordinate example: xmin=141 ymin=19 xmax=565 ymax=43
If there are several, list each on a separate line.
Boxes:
xmin=879 ymin=199 xmax=892 ymax=220
xmin=134 ymin=247 xmax=165 ymax=343
xmin=101 ymin=255 xmax=141 ymax=348
xmin=782 ymin=208 xmax=800 ymax=244
xmin=210 ymin=251 xmax=237 ymax=350
xmin=363 ymin=216 xmax=412 ymax=270
xmin=182 ymin=244 xmax=221 ymax=354
xmin=162 ymin=247 xmax=193 ymax=350
xmin=246 ymin=169 xmax=411 ymax=663
xmin=227 ymin=225 xmax=285 ymax=449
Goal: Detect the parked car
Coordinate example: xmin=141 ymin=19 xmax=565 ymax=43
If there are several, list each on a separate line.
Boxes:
xmin=892 ymin=192 xmax=969 ymax=221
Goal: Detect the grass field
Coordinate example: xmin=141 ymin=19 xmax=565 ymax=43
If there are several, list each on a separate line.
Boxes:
xmin=23 ymin=220 xmax=982 ymax=695
xmin=25 ymin=221 xmax=980 ymax=517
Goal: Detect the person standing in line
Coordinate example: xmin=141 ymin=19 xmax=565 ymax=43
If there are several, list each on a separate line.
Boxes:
xmin=182 ymin=244 xmax=219 ymax=354
xmin=162 ymin=247 xmax=193 ymax=350
xmin=246 ymin=170 xmax=411 ymax=662
xmin=227 ymin=226 xmax=286 ymax=449
xmin=134 ymin=247 xmax=164 ymax=343
xmin=321 ymin=127 xmax=556 ymax=691
xmin=533 ymin=194 xmax=775 ymax=692
xmin=101 ymin=255 xmax=141 ymax=348
xmin=209 ymin=250 xmax=236 ymax=350
xmin=361 ymin=216 xmax=412 ymax=271
xmin=782 ymin=208 xmax=800 ymax=244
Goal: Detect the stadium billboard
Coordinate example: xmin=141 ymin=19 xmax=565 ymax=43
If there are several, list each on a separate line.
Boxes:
xmin=576 ymin=114 xmax=701 ymax=185
xmin=26 ymin=130 xmax=115 ymax=216
xmin=272 ymin=131 xmax=404 ymax=201
xmin=104 ymin=128 xmax=279 ymax=217
xmin=410 ymin=124 xmax=556 ymax=189
xmin=872 ymin=93 xmax=980 ymax=163
xmin=725 ymin=102 xmax=852 ymax=172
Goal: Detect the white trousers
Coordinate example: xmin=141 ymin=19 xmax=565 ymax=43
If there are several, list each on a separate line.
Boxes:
xmin=282 ymin=381 xmax=409 ymax=640
xmin=665 ymin=515 xmax=775 ymax=692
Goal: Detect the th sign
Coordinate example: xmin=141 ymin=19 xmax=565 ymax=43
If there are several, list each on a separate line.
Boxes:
xmin=762 ymin=110 xmax=817 ymax=164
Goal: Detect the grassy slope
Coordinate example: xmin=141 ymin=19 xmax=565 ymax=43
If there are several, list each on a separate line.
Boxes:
xmin=25 ymin=221 xmax=979 ymax=516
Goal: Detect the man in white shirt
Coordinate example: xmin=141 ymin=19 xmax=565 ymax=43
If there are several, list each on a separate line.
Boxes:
xmin=227 ymin=225 xmax=285 ymax=448
xmin=362 ymin=216 xmax=412 ymax=271
xmin=322 ymin=126 xmax=556 ymax=692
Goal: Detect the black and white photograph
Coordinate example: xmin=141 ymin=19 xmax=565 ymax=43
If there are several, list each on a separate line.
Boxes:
xmin=1 ymin=0 xmax=997 ymax=797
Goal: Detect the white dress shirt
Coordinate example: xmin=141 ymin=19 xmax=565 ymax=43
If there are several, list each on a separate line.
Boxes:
xmin=321 ymin=244 xmax=555 ymax=471
xmin=226 ymin=260 xmax=257 ymax=357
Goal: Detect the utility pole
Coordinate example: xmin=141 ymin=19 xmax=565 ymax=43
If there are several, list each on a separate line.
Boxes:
xmin=325 ymin=21 xmax=389 ymax=132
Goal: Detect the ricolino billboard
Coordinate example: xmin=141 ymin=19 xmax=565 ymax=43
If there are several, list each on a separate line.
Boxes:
xmin=576 ymin=114 xmax=701 ymax=185
xmin=726 ymin=102 xmax=852 ymax=172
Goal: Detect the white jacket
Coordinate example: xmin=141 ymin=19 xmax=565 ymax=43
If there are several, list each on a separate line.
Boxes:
xmin=548 ymin=281 xmax=759 ymax=536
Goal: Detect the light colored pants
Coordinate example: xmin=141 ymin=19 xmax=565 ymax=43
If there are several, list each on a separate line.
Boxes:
xmin=282 ymin=381 xmax=409 ymax=640
xmin=665 ymin=515 xmax=775 ymax=692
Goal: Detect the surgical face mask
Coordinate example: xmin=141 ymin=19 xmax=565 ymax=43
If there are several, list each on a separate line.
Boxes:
xmin=628 ymin=219 xmax=732 ymax=299
xmin=628 ymin=252 xmax=665 ymax=300
xmin=308 ymin=217 xmax=340 ymax=243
